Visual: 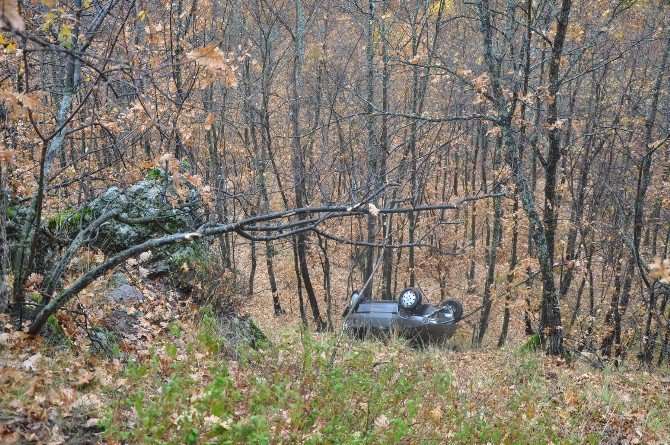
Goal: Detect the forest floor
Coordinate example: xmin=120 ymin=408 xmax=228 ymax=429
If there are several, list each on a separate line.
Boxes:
xmin=1 ymin=253 xmax=670 ymax=444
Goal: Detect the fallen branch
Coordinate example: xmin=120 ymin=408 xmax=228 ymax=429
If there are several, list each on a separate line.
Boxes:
xmin=27 ymin=191 xmax=502 ymax=335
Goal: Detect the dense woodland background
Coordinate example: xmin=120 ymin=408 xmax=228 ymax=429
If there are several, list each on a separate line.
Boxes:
xmin=2 ymin=0 xmax=670 ymax=366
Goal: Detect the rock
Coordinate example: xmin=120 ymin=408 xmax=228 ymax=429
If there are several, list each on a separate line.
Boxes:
xmin=106 ymin=272 xmax=129 ymax=288
xmin=88 ymin=177 xmax=205 ymax=253
xmin=215 ymin=309 xmax=268 ymax=354
xmin=102 ymin=308 xmax=140 ymax=337
xmin=85 ymin=176 xmax=211 ymax=288
xmin=98 ymin=280 xmax=145 ymax=349
xmin=146 ymin=261 xmax=170 ymax=279
xmin=105 ymin=284 xmax=145 ymax=305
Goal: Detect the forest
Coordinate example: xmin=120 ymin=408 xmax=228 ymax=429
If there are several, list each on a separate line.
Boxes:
xmin=1 ymin=0 xmax=670 ymax=443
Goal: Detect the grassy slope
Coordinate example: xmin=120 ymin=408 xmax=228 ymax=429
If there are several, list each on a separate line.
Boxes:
xmin=2 ymin=307 xmax=669 ymax=445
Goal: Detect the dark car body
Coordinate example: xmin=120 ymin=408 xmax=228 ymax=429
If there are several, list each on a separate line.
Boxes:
xmin=343 ymin=296 xmax=460 ymax=346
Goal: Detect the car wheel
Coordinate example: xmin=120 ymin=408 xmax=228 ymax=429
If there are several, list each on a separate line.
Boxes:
xmin=441 ymin=299 xmax=463 ymax=320
xmin=346 ymin=290 xmax=364 ymax=314
xmin=398 ymin=287 xmax=422 ymax=311
xmin=343 ymin=290 xmax=363 ymax=317
xmin=350 ymin=290 xmax=363 ymax=307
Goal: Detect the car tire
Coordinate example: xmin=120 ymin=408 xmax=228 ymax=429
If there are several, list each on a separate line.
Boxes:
xmin=398 ymin=287 xmax=422 ymax=311
xmin=441 ymin=299 xmax=463 ymax=320
xmin=350 ymin=290 xmax=364 ymax=306
xmin=343 ymin=290 xmax=363 ymax=317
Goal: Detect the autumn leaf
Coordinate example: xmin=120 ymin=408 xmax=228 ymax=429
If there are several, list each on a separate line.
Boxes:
xmin=487 ymin=126 xmax=502 ymax=137
xmin=430 ymin=406 xmax=444 ymax=420
xmin=0 ymin=0 xmax=25 ymax=32
xmin=374 ymin=414 xmax=390 ymax=429
xmin=564 ymin=389 xmax=579 ymax=406
xmin=46 ymin=425 xmax=66 ymax=445
xmin=25 ymin=273 xmax=44 ymax=291
xmin=20 ymin=352 xmax=42 ymax=372
xmin=648 ymin=258 xmax=670 ymax=284
xmin=0 ymin=91 xmax=43 ymax=111
xmin=472 ymin=72 xmax=490 ymax=93
xmin=139 ymin=251 xmax=152 ymax=263
xmin=85 ymin=418 xmax=101 ymax=428
xmin=0 ymin=149 xmax=16 ymax=166
xmin=18 ymin=92 xmax=43 ymax=111
xmin=75 ymin=370 xmax=95 ymax=388
xmin=544 ymin=119 xmax=566 ymax=131
xmin=409 ymin=54 xmax=421 ymax=64
xmin=204 ymin=112 xmax=215 ymax=131
xmin=186 ymin=45 xmax=228 ymax=71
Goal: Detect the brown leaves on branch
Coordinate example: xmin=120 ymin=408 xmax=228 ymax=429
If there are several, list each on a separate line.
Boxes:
xmin=187 ymin=45 xmax=228 ymax=70
xmin=186 ymin=45 xmax=239 ymax=87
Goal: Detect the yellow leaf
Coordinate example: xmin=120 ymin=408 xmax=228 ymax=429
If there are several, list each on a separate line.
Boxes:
xmin=58 ymin=24 xmax=74 ymax=45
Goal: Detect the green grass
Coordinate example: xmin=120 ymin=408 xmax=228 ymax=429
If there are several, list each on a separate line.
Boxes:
xmin=100 ymin=315 xmax=670 ymax=444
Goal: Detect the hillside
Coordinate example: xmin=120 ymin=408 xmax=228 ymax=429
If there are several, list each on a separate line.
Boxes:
xmin=2 ymin=0 xmax=670 ymax=443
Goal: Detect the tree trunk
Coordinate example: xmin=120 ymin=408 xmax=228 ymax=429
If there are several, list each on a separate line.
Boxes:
xmin=290 ymin=0 xmax=325 ymax=330
xmin=477 ymin=136 xmax=502 ymax=346
xmin=364 ymin=0 xmax=378 ymax=298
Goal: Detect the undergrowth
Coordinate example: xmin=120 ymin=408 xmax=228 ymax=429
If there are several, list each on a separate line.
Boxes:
xmin=100 ymin=314 xmax=670 ymax=444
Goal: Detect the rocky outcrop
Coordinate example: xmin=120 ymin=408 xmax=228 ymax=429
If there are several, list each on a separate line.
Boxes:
xmin=88 ymin=176 xmax=205 ymax=254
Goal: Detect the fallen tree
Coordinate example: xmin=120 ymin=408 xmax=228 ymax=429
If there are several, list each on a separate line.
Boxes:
xmin=26 ymin=186 xmax=502 ymax=335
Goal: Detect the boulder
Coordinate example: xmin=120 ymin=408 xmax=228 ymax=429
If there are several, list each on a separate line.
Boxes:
xmin=145 ymin=261 xmax=170 ymax=279
xmin=106 ymin=284 xmax=145 ymax=305
xmin=96 ymin=275 xmax=145 ymax=344
xmin=102 ymin=273 xmax=145 ymax=305
xmin=101 ymin=308 xmax=140 ymax=337
xmin=214 ymin=304 xmax=268 ymax=354
xmin=88 ymin=175 xmax=205 ymax=254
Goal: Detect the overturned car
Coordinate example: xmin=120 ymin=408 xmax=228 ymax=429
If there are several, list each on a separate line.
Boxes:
xmin=342 ymin=287 xmax=462 ymax=346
